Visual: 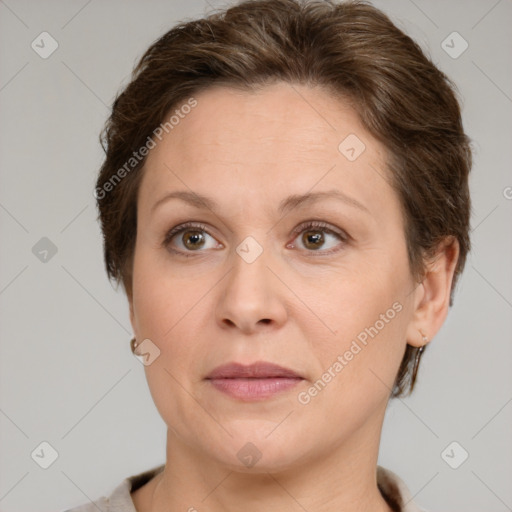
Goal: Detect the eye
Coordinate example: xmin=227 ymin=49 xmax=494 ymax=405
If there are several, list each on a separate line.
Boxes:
xmin=289 ymin=221 xmax=347 ymax=255
xmin=163 ymin=220 xmax=348 ymax=258
xmin=163 ymin=222 xmax=222 ymax=256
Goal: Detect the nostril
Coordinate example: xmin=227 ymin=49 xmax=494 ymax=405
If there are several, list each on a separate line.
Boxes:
xmin=259 ymin=318 xmax=271 ymax=325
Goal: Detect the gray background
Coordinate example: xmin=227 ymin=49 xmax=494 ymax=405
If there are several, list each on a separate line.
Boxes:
xmin=0 ymin=0 xmax=511 ymax=511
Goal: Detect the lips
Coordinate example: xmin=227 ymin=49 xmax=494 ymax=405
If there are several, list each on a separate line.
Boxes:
xmin=207 ymin=361 xmax=302 ymax=379
xmin=206 ymin=362 xmax=303 ymax=401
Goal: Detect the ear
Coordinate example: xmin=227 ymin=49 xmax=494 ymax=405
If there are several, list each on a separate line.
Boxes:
xmin=406 ymin=236 xmax=460 ymax=347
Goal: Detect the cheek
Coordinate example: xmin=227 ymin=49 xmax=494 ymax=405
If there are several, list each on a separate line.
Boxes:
xmin=131 ymin=252 xmax=209 ymax=428
xmin=132 ymin=244 xmax=195 ymax=335
xmin=131 ymin=245 xmax=215 ymax=380
xmin=308 ymin=258 xmax=411 ymax=395
xmin=297 ymin=296 xmax=408 ymax=434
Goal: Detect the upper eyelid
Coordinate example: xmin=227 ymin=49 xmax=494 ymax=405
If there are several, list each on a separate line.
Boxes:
xmin=166 ymin=220 xmax=344 ymax=236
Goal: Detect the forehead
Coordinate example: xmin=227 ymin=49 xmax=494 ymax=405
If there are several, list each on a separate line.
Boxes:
xmin=138 ymin=82 xmax=397 ymax=221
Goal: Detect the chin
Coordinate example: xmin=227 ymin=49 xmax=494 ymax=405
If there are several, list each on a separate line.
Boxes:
xmin=203 ymin=424 xmax=311 ymax=474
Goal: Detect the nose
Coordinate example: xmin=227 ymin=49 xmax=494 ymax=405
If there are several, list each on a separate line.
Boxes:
xmin=215 ymin=245 xmax=288 ymax=334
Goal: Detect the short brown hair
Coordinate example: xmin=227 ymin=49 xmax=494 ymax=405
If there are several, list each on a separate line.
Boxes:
xmin=95 ymin=0 xmax=472 ymax=397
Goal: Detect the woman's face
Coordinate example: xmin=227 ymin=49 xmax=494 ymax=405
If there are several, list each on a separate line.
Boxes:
xmin=129 ymin=82 xmax=419 ymax=472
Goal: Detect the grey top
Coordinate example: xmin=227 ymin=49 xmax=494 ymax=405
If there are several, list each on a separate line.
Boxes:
xmin=63 ymin=464 xmax=427 ymax=512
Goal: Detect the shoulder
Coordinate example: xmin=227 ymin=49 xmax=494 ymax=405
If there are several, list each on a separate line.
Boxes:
xmin=377 ymin=466 xmax=431 ymax=512
xmin=61 ymin=464 xmax=165 ymax=512
xmin=61 ymin=493 xmax=112 ymax=512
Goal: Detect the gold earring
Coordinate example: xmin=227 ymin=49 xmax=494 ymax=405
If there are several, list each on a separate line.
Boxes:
xmin=130 ymin=337 xmax=137 ymax=353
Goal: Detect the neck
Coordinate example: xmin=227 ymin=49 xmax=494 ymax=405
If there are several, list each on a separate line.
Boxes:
xmin=142 ymin=411 xmax=393 ymax=512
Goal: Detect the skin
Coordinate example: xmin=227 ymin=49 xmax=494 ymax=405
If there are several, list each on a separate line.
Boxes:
xmin=128 ymin=82 xmax=459 ymax=512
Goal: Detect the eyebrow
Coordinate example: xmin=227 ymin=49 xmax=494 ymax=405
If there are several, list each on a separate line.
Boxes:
xmin=150 ymin=189 xmax=370 ymax=216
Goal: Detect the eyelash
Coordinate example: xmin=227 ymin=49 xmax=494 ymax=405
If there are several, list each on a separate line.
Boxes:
xmin=162 ymin=220 xmax=348 ymax=258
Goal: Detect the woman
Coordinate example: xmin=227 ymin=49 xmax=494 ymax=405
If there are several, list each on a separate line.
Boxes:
xmin=68 ymin=0 xmax=472 ymax=510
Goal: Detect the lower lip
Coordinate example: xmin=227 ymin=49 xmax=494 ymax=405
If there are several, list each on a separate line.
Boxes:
xmin=207 ymin=377 xmax=302 ymax=401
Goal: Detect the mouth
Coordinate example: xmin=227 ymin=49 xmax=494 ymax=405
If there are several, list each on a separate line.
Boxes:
xmin=205 ymin=361 xmax=304 ymax=401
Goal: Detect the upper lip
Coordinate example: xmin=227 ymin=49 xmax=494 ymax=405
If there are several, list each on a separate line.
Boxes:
xmin=206 ymin=362 xmax=302 ymax=379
